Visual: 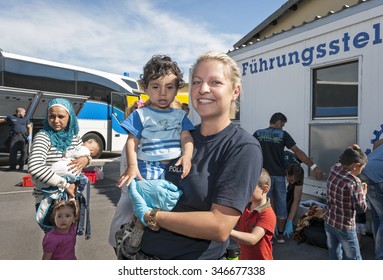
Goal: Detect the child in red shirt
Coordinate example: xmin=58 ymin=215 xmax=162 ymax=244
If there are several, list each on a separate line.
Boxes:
xmin=230 ymin=168 xmax=276 ymax=260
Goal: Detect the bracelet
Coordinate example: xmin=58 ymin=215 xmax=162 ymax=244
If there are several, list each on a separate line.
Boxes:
xmin=310 ymin=164 xmax=317 ymax=171
xmin=85 ymin=155 xmax=92 ymax=167
xmin=146 ymin=209 xmax=160 ymax=231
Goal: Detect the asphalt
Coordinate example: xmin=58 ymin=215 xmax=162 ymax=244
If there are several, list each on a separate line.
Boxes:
xmin=0 ymin=154 xmax=376 ymax=260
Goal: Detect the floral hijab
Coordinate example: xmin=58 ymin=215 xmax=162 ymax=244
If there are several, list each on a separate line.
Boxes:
xmin=42 ymin=98 xmax=79 ymax=153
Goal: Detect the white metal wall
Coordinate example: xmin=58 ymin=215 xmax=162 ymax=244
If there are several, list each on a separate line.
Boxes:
xmin=232 ymin=1 xmax=383 ymax=152
xmin=230 ymin=1 xmax=383 ymax=197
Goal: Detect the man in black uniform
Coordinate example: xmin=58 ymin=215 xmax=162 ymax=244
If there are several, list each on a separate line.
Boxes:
xmin=0 ymin=107 xmax=32 ymax=171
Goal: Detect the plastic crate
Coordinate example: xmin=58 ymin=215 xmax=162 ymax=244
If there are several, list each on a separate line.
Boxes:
xmin=82 ymin=170 xmax=97 ymax=183
xmin=22 ymin=174 xmax=34 ymax=187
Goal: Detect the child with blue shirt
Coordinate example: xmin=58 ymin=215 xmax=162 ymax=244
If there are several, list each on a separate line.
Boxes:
xmin=116 ymin=54 xmax=194 ymax=259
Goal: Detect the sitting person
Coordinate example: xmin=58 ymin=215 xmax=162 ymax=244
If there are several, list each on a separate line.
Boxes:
xmin=230 ymin=169 xmax=276 ymax=260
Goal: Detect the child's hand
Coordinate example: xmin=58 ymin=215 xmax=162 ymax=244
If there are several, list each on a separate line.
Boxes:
xmin=361 ymin=182 xmax=368 ymax=195
xmin=65 ymin=183 xmax=76 ymax=199
xmin=117 ymin=165 xmax=144 ymax=188
xmin=175 ymin=155 xmax=191 ymax=179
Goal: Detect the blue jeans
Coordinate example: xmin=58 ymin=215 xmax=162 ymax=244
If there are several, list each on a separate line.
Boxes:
xmin=324 ymin=223 xmax=362 ymax=260
xmin=268 ymin=176 xmax=287 ymax=218
xmin=366 ymin=182 xmax=383 ymax=260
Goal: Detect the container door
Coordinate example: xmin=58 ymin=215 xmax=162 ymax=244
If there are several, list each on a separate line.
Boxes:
xmin=110 ymin=91 xmax=129 ymax=152
xmin=0 ymin=87 xmax=40 ymax=153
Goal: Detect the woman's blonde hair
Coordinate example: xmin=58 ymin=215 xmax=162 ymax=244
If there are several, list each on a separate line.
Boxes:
xmin=192 ymin=51 xmax=241 ymax=115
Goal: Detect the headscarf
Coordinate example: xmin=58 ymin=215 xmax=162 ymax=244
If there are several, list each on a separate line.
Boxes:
xmin=42 ymin=98 xmax=79 ymax=153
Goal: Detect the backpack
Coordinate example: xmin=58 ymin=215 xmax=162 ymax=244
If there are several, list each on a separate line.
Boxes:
xmin=293 ymin=204 xmax=327 ymax=248
xmin=35 ymin=177 xmax=91 ymax=239
xmin=301 ymin=218 xmax=327 ymax=248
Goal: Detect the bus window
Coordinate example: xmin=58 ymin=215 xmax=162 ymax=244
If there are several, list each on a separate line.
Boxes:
xmin=77 ymin=72 xmax=125 ymax=101
xmin=3 ymin=59 xmax=76 ymax=93
xmin=122 ymin=78 xmax=139 ymax=89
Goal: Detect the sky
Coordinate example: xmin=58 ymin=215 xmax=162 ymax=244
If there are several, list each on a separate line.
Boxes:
xmin=0 ymin=0 xmax=287 ymax=81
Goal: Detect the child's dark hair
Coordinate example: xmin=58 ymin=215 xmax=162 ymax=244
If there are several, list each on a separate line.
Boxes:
xmin=286 ymin=164 xmax=304 ymax=185
xmin=50 ymin=200 xmax=79 ymax=225
xmin=339 ymin=144 xmax=368 ymax=166
xmin=139 ymin=54 xmax=185 ymax=89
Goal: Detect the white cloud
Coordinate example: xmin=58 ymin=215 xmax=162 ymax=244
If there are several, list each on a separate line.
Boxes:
xmin=0 ymin=0 xmax=241 ymax=81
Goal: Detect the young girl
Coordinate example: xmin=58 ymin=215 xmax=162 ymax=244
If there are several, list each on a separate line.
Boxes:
xmin=42 ymin=200 xmax=78 ymax=260
xmin=323 ymin=144 xmax=368 ymax=260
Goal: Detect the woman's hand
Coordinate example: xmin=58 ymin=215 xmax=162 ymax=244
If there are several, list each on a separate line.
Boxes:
xmin=134 ymin=179 xmax=183 ymax=211
xmin=127 ymin=180 xmax=151 ymax=225
xmin=68 ymin=156 xmax=89 ymax=175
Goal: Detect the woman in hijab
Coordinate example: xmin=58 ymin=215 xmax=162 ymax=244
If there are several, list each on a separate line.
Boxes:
xmin=28 ymin=98 xmax=91 ymax=228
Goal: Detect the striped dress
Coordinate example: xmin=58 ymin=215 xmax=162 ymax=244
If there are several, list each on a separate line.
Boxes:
xmin=28 ymin=131 xmax=83 ymax=203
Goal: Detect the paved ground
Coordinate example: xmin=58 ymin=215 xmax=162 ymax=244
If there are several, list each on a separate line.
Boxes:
xmin=0 ymin=154 xmax=376 ymax=260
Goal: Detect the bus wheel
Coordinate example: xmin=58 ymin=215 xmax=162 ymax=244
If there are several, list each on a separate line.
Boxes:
xmin=82 ymin=133 xmax=104 ymax=159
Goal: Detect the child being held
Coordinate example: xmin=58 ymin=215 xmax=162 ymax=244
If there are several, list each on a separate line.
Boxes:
xmin=51 ymin=139 xmax=100 ymax=194
xmin=230 ymin=168 xmax=277 ymax=260
xmin=51 ymin=139 xmax=100 ymax=181
xmin=42 ymin=200 xmax=79 ymax=260
xmin=116 ymin=55 xmax=194 ymax=259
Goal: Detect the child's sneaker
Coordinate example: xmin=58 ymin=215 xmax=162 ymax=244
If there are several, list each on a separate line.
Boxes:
xmin=276 ymin=234 xmax=286 ymax=244
xmin=115 ymin=220 xmax=135 ymax=259
xmin=121 ymin=227 xmax=144 ymax=259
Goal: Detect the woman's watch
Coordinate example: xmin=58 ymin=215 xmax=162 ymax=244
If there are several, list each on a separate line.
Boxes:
xmin=146 ymin=209 xmax=160 ymax=231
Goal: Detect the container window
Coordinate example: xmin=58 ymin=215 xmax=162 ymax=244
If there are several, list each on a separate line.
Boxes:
xmin=312 ymin=61 xmax=358 ymax=118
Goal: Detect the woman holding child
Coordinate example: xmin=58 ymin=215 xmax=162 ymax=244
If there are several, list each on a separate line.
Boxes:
xmin=128 ymin=51 xmax=263 ymax=259
xmin=28 ymin=98 xmax=91 ymax=228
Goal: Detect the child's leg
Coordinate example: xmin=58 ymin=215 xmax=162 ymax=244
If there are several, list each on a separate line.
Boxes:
xmin=129 ymin=219 xmax=145 ymax=248
xmin=121 ymin=160 xmax=166 ymax=258
xmin=138 ymin=160 xmax=167 ymax=180
xmin=122 ymin=217 xmax=144 ymax=257
xmin=355 ymin=213 xmax=367 ymax=249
